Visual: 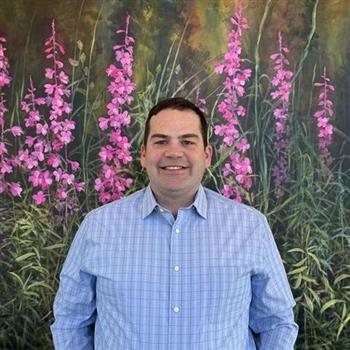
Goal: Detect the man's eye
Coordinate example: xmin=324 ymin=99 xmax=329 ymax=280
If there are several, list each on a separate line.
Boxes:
xmin=154 ymin=140 xmax=167 ymax=145
xmin=182 ymin=140 xmax=195 ymax=145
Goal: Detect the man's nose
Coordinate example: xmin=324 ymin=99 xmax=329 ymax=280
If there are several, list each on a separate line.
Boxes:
xmin=164 ymin=142 xmax=183 ymax=158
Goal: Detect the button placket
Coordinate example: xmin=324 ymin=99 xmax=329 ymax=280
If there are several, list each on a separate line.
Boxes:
xmin=169 ymin=224 xmax=182 ymax=329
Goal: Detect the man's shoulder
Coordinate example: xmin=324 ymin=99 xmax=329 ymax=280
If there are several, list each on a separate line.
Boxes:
xmin=203 ymin=186 xmax=265 ymax=219
xmin=85 ymin=188 xmax=145 ymax=220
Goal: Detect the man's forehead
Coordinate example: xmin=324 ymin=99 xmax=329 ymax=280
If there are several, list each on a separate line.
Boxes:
xmin=150 ymin=109 xmax=201 ymax=129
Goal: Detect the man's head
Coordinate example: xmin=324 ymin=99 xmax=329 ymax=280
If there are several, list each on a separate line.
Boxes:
xmin=143 ymin=97 xmax=209 ymax=148
xmin=140 ymin=97 xmax=212 ymax=205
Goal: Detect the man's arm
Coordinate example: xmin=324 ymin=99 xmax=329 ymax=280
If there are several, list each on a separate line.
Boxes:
xmin=51 ymin=216 xmax=96 ymax=350
xmin=249 ymin=215 xmax=298 ymax=349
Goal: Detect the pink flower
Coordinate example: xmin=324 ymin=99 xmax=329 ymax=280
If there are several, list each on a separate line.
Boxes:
xmin=0 ymin=38 xmax=11 ymax=89
xmin=98 ymin=117 xmax=109 ymax=129
xmin=313 ymin=67 xmax=335 ymax=169
xmin=59 ymin=71 xmax=69 ymax=84
xmin=33 ymin=191 xmax=46 ymax=205
xmin=48 ymin=154 xmax=61 ymax=168
xmin=214 ymin=64 xmax=225 ymax=74
xmin=0 ymin=73 xmax=11 ymax=87
xmin=99 ymin=192 xmax=111 ymax=203
xmin=8 ymin=182 xmax=22 ymax=197
xmin=95 ymin=14 xmax=134 ymax=203
xmin=59 ymin=131 xmax=72 ymax=144
xmin=28 ymin=170 xmax=40 ymax=187
xmin=236 ymin=138 xmax=250 ymax=152
xmin=10 ymin=126 xmax=23 ymax=136
xmin=44 ymin=83 xmax=55 ymax=95
xmin=25 ymin=110 xmax=40 ymax=127
xmin=214 ymin=0 xmax=252 ymax=202
xmin=99 ymin=145 xmax=114 ymax=162
xmin=0 ymin=36 xmax=24 ymax=199
xmin=68 ymin=160 xmax=79 ymax=171
xmin=270 ymin=32 xmax=293 ymax=196
xmin=36 ymin=123 xmax=48 ymax=135
xmin=61 ymin=172 xmax=75 ymax=185
xmin=41 ymin=170 xmax=53 ymax=189
xmin=57 ymin=187 xmax=67 ymax=200
xmin=75 ymin=182 xmax=85 ymax=191
xmin=19 ymin=22 xmax=84 ymax=216
xmin=45 ymin=68 xmax=55 ymax=79
xmin=0 ymin=142 xmax=7 ymax=155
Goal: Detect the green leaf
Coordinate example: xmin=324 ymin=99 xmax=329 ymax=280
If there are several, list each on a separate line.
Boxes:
xmin=15 ymin=252 xmax=35 ymax=262
xmin=337 ymin=314 xmax=350 ymax=340
xmin=288 ymin=265 xmax=308 ymax=275
xmin=68 ymin=58 xmax=79 ymax=67
xmin=9 ymin=272 xmax=23 ymax=287
xmin=77 ymin=40 xmax=83 ymax=50
xmin=287 ymin=247 xmax=305 ymax=254
xmin=293 ymin=257 xmax=307 ymax=267
xmin=304 ymin=292 xmax=314 ymax=313
xmin=320 ymin=299 xmax=344 ymax=313
xmin=334 ymin=273 xmax=350 ymax=285
xmin=43 ymin=243 xmax=66 ymax=250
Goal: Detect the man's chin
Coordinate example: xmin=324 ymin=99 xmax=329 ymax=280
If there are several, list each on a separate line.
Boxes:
xmin=159 ymin=184 xmax=199 ymax=197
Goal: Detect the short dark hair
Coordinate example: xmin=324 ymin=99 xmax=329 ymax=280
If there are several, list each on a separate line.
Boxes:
xmin=143 ymin=97 xmax=209 ymax=147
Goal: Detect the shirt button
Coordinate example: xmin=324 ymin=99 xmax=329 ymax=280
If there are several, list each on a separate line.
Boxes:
xmin=159 ymin=208 xmax=164 ymax=212
xmin=175 ymin=228 xmax=180 ymax=234
xmin=174 ymin=265 xmax=180 ymax=272
xmin=173 ymin=306 xmax=180 ymax=313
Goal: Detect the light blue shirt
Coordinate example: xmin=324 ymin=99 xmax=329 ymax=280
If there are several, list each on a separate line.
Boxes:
xmin=51 ymin=185 xmax=298 ymax=349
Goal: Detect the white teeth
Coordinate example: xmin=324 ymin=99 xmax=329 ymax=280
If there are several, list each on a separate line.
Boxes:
xmin=164 ymin=166 xmax=183 ymax=170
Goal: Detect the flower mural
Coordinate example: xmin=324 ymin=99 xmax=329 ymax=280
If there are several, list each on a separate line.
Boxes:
xmin=0 ymin=1 xmax=349 ymax=349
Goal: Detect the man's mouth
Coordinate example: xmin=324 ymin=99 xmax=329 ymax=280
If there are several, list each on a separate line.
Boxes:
xmin=160 ymin=166 xmax=188 ymax=170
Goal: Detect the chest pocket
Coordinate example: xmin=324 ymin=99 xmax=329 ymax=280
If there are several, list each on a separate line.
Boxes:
xmin=204 ymin=265 xmax=251 ymax=325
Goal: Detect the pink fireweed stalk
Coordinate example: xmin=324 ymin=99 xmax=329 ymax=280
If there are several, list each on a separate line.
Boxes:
xmin=95 ymin=15 xmax=134 ymax=203
xmin=0 ymin=35 xmax=23 ymax=197
xmin=313 ymin=67 xmax=335 ymax=168
xmin=270 ymin=32 xmax=293 ymax=197
xmin=195 ymin=88 xmax=208 ymax=114
xmin=214 ymin=0 xmax=252 ymax=202
xmin=19 ymin=21 xmax=84 ymax=218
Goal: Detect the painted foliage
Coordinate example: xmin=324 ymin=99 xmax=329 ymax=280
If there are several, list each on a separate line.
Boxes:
xmin=0 ymin=0 xmax=349 ymax=349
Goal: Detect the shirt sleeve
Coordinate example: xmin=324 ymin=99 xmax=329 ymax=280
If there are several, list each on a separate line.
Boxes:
xmin=50 ymin=215 xmax=96 ymax=350
xmin=249 ymin=215 xmax=299 ymax=349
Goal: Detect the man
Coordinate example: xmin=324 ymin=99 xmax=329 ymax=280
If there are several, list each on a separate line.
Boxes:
xmin=51 ymin=97 xmax=298 ymax=349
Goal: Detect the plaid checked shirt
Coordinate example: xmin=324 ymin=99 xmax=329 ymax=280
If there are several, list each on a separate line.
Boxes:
xmin=51 ymin=185 xmax=298 ymax=349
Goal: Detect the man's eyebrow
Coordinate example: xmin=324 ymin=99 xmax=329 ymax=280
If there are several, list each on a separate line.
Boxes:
xmin=150 ymin=133 xmax=199 ymax=139
xmin=150 ymin=134 xmax=169 ymax=139
xmin=179 ymin=134 xmax=199 ymax=139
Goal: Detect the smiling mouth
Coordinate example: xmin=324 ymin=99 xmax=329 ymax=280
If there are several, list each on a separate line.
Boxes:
xmin=160 ymin=166 xmax=188 ymax=170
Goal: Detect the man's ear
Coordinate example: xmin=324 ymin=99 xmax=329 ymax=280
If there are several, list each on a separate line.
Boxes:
xmin=204 ymin=145 xmax=213 ymax=168
xmin=140 ymin=144 xmax=146 ymax=168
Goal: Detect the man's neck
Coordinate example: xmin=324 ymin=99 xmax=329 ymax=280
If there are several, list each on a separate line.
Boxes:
xmin=151 ymin=187 xmax=198 ymax=218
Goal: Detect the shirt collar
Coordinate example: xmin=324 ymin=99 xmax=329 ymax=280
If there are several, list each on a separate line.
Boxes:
xmin=142 ymin=185 xmax=207 ymax=219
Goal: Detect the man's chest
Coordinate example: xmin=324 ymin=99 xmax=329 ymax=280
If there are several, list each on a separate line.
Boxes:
xmin=88 ymin=218 xmax=256 ymax=326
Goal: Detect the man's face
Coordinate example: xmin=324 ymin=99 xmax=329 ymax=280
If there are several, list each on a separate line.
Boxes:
xmin=140 ymin=108 xmax=212 ymax=201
